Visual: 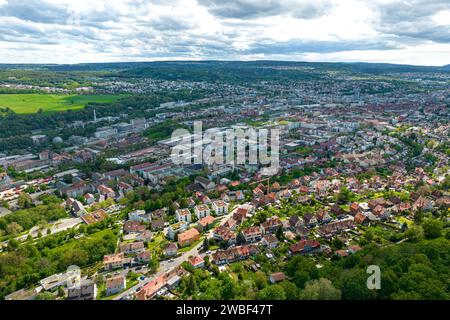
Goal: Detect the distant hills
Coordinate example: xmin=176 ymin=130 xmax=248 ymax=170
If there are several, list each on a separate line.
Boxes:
xmin=1 ymin=60 xmax=450 ymax=72
xmin=0 ymin=61 xmax=449 ymax=83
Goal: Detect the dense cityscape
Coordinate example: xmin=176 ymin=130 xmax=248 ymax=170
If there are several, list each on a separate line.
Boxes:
xmin=0 ymin=61 xmax=448 ymax=301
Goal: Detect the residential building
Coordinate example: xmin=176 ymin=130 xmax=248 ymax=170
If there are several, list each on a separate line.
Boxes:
xmin=197 ymin=215 xmax=215 ymax=232
xmin=119 ymin=241 xmax=145 ymax=254
xmin=67 ymin=282 xmax=97 ymax=300
xmin=194 ymin=204 xmax=210 ymax=219
xmin=269 ymin=272 xmax=286 ymax=284
xmin=176 ymin=208 xmax=192 ymax=223
xmin=128 ymin=210 xmax=152 ymax=223
xmin=178 ymin=228 xmax=200 ymax=247
xmin=106 ymin=275 xmax=126 ymax=296
xmin=243 ymin=226 xmax=262 ymax=243
xmin=289 ymin=239 xmax=321 ymax=255
xmin=167 ymin=221 xmax=188 ymax=240
xmin=188 ymin=255 xmax=205 ymax=268
xmin=103 ymin=252 xmax=125 ymax=271
xmin=164 ymin=243 xmax=178 ymax=257
xmin=212 ymin=200 xmax=228 ymax=215
xmin=262 ymin=234 xmax=279 ymax=249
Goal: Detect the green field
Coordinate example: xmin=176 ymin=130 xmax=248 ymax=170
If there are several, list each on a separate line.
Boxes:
xmin=0 ymin=94 xmax=126 ymax=114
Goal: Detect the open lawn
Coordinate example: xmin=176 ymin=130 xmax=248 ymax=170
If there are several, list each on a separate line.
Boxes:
xmin=0 ymin=94 xmax=127 ymax=114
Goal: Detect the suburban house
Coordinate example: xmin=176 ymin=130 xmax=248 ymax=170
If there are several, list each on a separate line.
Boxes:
xmin=151 ymin=219 xmax=165 ymax=231
xmin=176 ymin=208 xmax=192 ymax=223
xmin=243 ymin=226 xmax=262 ymax=243
xmin=289 ymin=239 xmax=321 ymax=255
xmin=123 ymin=221 xmax=147 ymax=234
xmin=84 ymin=193 xmax=95 ymax=205
xmin=62 ymin=182 xmax=91 ymax=198
xmin=412 ymin=196 xmax=434 ymax=212
xmin=261 ymin=216 xmax=283 ymax=234
xmin=194 ymin=204 xmax=210 ymax=219
xmin=135 ymin=273 xmax=167 ymax=300
xmin=81 ymin=209 xmax=108 ymax=225
xmin=103 ymin=252 xmax=125 ymax=271
xmin=262 ymin=234 xmax=279 ymax=249
xmin=316 ymin=211 xmax=333 ymax=224
xmin=118 ymin=181 xmax=133 ymax=194
xmin=71 ymin=200 xmax=86 ymax=216
xmin=212 ymin=200 xmax=228 ymax=215
xmin=106 ymin=275 xmax=126 ymax=296
xmin=197 ymin=215 xmax=215 ymax=232
xmin=212 ymin=225 xmax=236 ymax=245
xmin=188 ymin=255 xmax=205 ymax=269
xmin=164 ymin=243 xmax=178 ymax=257
xmin=350 ymin=202 xmax=361 ymax=215
xmin=303 ymin=213 xmax=318 ymax=227
xmin=136 ymin=230 xmax=153 ymax=242
xmin=135 ymin=251 xmax=151 ymax=264
xmin=128 ymin=210 xmax=152 ymax=223
xmin=317 ymin=219 xmax=355 ymax=238
xmin=199 ymin=197 xmax=211 ymax=206
xmin=119 ymin=241 xmax=145 ymax=254
xmin=178 ymin=228 xmax=200 ymax=247
xmin=233 ymin=207 xmax=248 ymax=223
xmin=212 ymin=245 xmax=259 ymax=265
xmin=289 ymin=215 xmax=304 ymax=230
xmin=98 ymin=184 xmax=116 ymax=199
xmin=67 ymin=282 xmax=97 ymax=300
xmin=354 ymin=211 xmax=369 ymax=226
xmin=269 ymin=272 xmax=286 ymax=284
xmin=167 ymin=221 xmax=189 ymax=240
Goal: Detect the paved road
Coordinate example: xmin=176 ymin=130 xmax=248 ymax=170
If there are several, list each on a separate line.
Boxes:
xmin=113 ymin=241 xmax=203 ymax=300
xmin=114 ymin=203 xmax=245 ymax=300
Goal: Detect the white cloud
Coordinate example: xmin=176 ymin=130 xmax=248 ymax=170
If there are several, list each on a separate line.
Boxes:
xmin=0 ymin=0 xmax=448 ymax=65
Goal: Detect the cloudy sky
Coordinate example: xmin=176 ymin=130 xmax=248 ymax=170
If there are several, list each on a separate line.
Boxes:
xmin=1 ymin=0 xmax=450 ymax=65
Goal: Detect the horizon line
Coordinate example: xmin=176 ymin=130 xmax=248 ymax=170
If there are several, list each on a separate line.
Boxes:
xmin=0 ymin=59 xmax=449 ymax=68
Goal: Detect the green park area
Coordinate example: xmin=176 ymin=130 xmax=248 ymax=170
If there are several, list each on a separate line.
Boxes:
xmin=0 ymin=94 xmax=126 ymax=114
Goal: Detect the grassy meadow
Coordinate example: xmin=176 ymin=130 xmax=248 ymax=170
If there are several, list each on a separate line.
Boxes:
xmin=0 ymin=94 xmax=126 ymax=114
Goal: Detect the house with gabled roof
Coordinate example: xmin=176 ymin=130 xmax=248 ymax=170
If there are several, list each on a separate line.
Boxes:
xmin=106 ymin=275 xmax=126 ymax=296
xmin=243 ymin=226 xmax=262 ymax=243
xmin=261 ymin=216 xmax=283 ymax=234
xmin=289 ymin=239 xmax=321 ymax=255
xmin=354 ymin=211 xmax=369 ymax=225
xmin=103 ymin=252 xmax=125 ymax=271
xmin=262 ymin=234 xmax=279 ymax=249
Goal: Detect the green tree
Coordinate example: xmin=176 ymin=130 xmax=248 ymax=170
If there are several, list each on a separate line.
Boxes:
xmin=17 ymin=192 xmax=33 ymax=209
xmin=5 ymin=222 xmax=23 ymax=235
xmin=202 ymin=238 xmax=210 ymax=251
xmin=254 ymin=271 xmax=267 ymax=290
xmin=276 ymin=226 xmax=284 ymax=241
xmin=300 ymin=278 xmax=341 ymax=300
xmin=148 ymin=254 xmax=160 ymax=273
xmin=236 ymin=232 xmax=246 ymax=245
xmin=256 ymin=284 xmax=286 ymax=300
xmin=405 ymin=225 xmax=424 ymax=242
xmin=279 ymin=281 xmax=299 ymax=300
xmin=187 ymin=275 xmax=198 ymax=294
xmin=293 ymin=270 xmax=310 ymax=289
xmin=35 ymin=292 xmax=55 ymax=300
xmin=219 ymin=273 xmax=236 ymax=299
xmin=421 ymin=219 xmax=443 ymax=239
